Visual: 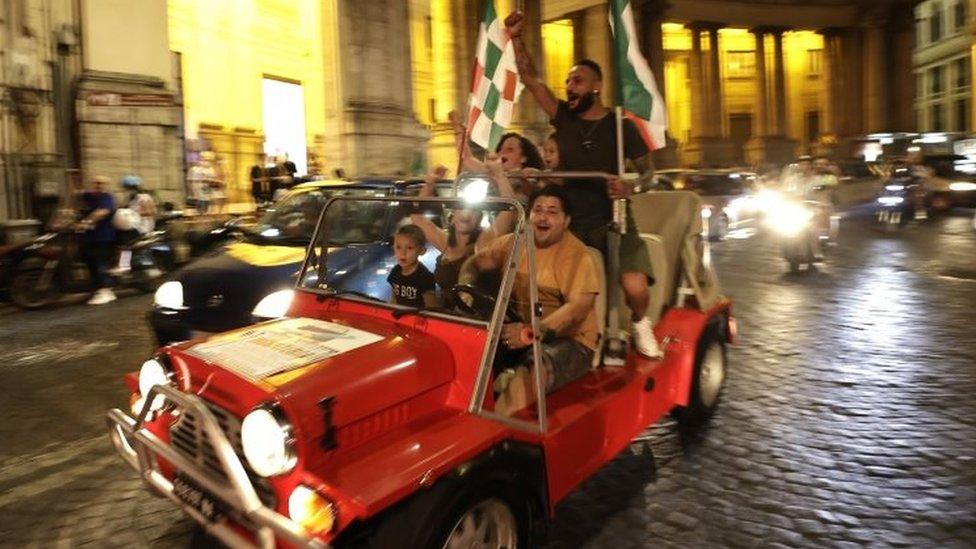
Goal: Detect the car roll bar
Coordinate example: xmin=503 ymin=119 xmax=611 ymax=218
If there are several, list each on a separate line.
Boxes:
xmin=106 ymin=384 xmax=328 ymax=549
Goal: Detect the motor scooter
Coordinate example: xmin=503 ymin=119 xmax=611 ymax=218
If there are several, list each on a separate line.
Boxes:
xmin=876 ymin=169 xmax=925 ymax=230
xmin=9 ymin=228 xmax=174 ymax=310
xmin=766 ymin=186 xmax=836 ymax=273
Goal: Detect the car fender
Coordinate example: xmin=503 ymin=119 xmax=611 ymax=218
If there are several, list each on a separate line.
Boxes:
xmin=655 ymin=303 xmax=732 ymax=405
xmin=333 ymin=439 xmax=548 ymax=548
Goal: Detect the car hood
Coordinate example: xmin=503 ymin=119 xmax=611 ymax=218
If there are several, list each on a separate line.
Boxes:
xmin=173 ymin=312 xmax=455 ymax=440
xmin=173 ymin=242 xmax=305 ymax=311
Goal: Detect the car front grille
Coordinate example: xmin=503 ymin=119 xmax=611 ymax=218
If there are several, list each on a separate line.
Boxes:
xmin=169 ymin=403 xmax=276 ymax=508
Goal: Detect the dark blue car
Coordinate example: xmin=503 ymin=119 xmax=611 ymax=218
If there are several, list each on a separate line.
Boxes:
xmin=149 ymin=177 xmax=448 ymax=345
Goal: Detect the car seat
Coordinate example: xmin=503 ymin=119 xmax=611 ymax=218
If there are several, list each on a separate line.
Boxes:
xmin=585 ymin=246 xmax=606 ymax=368
xmin=625 ymin=191 xmax=721 ymax=329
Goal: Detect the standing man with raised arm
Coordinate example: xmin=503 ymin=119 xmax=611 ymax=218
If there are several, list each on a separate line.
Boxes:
xmin=504 ymin=10 xmax=661 ymax=359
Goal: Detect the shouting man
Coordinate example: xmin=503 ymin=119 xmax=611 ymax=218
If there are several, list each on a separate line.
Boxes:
xmin=505 ymin=10 xmax=661 ymax=358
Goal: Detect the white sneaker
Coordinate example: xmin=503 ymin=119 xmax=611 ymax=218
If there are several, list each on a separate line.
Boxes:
xmin=87 ymin=288 xmax=117 ymax=305
xmin=632 ymin=317 xmax=663 ymax=358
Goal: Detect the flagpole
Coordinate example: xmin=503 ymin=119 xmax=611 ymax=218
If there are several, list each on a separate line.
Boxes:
xmin=604 ymin=2 xmax=628 ymax=364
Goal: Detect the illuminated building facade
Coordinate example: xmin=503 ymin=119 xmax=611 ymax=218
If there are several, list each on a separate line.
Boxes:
xmin=913 ymin=0 xmax=973 ymax=133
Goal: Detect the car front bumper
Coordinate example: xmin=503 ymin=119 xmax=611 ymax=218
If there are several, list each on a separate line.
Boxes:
xmin=106 ymin=384 xmax=328 ymax=549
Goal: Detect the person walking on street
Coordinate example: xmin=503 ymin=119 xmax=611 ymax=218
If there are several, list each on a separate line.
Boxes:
xmin=79 ymin=176 xmax=117 ymax=305
xmin=505 ymin=10 xmax=661 ymax=358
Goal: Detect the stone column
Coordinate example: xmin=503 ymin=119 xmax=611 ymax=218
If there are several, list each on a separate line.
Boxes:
xmin=688 ymin=26 xmax=708 ymax=139
xmin=639 ymin=0 xmax=679 ymax=168
xmin=512 ymin=0 xmax=547 ymax=141
xmin=332 ymin=0 xmax=427 ymax=176
xmin=683 ymin=21 xmax=733 ymax=167
xmin=887 ymin=4 xmax=917 ymax=132
xmin=746 ymin=27 xmax=796 ymax=165
xmin=751 ymin=30 xmax=769 ymax=137
xmin=862 ymin=10 xmax=889 ymax=133
xmin=707 ymin=26 xmax=725 ymax=137
xmin=771 ymin=29 xmax=788 ymax=136
xmin=819 ymin=29 xmax=843 ymax=138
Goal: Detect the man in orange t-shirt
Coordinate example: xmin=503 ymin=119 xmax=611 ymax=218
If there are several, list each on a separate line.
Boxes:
xmin=461 ymin=185 xmax=600 ymax=394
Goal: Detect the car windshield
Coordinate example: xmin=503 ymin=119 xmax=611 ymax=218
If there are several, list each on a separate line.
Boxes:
xmin=680 ymin=174 xmax=750 ymax=196
xmin=298 ymin=195 xmax=522 ymax=320
xmin=249 ymin=187 xmax=387 ymax=243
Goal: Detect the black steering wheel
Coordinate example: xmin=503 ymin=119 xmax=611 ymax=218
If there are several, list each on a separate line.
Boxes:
xmin=448 ymin=284 xmax=521 ymax=323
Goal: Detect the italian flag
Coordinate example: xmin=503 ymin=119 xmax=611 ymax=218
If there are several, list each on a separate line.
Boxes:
xmin=466 ymin=0 xmax=523 ymax=152
xmin=609 ymin=0 xmax=667 ymax=151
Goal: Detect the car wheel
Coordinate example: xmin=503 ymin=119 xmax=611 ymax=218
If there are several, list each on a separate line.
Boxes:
xmin=673 ymin=318 xmax=727 ymax=429
xmin=440 ymin=497 xmax=519 ymax=549
xmin=368 ymin=476 xmax=531 ymax=549
xmin=10 ymin=268 xmax=60 ymax=310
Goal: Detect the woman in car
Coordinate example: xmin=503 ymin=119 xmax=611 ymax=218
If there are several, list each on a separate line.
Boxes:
xmin=410 ymin=157 xmax=517 ymax=309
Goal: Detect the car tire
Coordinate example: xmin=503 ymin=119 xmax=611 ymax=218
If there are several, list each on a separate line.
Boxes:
xmin=10 ymin=267 xmax=60 ymax=310
xmin=673 ymin=318 xmax=727 ymax=429
xmin=368 ymin=474 xmax=532 ymax=549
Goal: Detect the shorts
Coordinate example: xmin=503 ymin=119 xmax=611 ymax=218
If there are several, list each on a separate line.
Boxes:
xmin=537 ymin=338 xmax=594 ymax=392
xmin=572 ymin=224 xmax=655 ymax=285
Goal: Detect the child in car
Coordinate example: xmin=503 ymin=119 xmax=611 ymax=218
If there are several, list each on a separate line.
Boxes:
xmin=388 ymin=224 xmax=437 ymax=308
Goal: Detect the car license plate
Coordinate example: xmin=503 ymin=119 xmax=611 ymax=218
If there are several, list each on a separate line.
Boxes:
xmin=173 ymin=473 xmax=223 ymax=522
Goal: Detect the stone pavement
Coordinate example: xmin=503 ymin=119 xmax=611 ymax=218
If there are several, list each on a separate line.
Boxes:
xmin=0 ymin=211 xmax=974 ymax=548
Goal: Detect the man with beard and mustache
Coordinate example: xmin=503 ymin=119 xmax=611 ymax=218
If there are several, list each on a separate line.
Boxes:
xmin=505 ymin=10 xmax=661 ymax=359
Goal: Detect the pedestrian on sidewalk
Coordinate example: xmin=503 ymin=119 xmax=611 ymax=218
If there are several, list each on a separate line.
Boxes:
xmin=78 ymin=176 xmax=117 ymax=305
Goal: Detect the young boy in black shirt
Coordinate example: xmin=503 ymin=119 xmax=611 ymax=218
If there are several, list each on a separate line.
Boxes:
xmin=388 ymin=224 xmax=437 ymax=308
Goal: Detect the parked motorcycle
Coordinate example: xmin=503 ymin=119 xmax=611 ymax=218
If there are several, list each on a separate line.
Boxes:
xmin=9 ymin=228 xmax=174 ymax=310
xmin=875 ymin=169 xmax=925 ymax=230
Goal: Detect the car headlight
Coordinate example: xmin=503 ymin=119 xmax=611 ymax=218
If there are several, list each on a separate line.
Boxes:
xmin=949 ymin=181 xmax=976 ymax=192
xmin=137 ymin=358 xmax=175 ymax=413
xmin=877 ymin=196 xmax=904 ymax=206
xmin=241 ymin=405 xmax=296 ymax=477
xmin=701 ymin=206 xmax=712 ymax=219
xmin=885 ymin=184 xmax=905 ymax=192
xmin=289 ymin=485 xmax=338 ymax=535
xmin=755 ymin=189 xmax=783 ymax=212
xmin=767 ymin=203 xmax=813 ymax=236
xmin=252 ymin=289 xmax=295 ymax=319
xmin=154 ymin=281 xmax=186 ymax=310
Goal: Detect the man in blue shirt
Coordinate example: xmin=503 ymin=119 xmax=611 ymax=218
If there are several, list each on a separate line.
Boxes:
xmin=79 ymin=176 xmax=117 ymax=305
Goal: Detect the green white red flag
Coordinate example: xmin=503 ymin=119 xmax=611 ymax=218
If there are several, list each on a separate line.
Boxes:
xmin=466 ymin=0 xmax=523 ymax=152
xmin=609 ymin=0 xmax=667 ymax=151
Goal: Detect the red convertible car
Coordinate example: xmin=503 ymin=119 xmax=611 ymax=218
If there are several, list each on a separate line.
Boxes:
xmin=107 ymin=190 xmax=732 ymax=548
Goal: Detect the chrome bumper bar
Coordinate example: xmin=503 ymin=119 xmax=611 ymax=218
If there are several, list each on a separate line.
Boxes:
xmin=105 ymin=384 xmax=328 ymax=549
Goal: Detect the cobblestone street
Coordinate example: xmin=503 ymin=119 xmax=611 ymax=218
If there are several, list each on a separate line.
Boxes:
xmin=1 ymin=210 xmax=974 ymax=548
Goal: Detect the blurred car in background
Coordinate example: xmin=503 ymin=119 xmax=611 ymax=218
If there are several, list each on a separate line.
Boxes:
xmin=149 ymin=177 xmax=450 ymax=345
xmin=670 ymin=170 xmax=762 ymax=240
xmin=915 ymin=154 xmax=976 ymax=212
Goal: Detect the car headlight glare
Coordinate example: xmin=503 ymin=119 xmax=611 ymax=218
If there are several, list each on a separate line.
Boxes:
xmin=154 ymin=281 xmax=185 ymax=310
xmin=949 ymin=181 xmax=976 ymax=192
xmin=289 ymin=485 xmax=337 ymax=534
xmin=252 ymin=289 xmax=295 ymax=319
xmin=460 ymin=178 xmax=490 ymax=204
xmin=138 ymin=358 xmax=174 ymax=412
xmin=241 ymin=406 xmax=296 ymax=477
xmin=877 ymin=196 xmax=904 ymax=206
xmin=885 ymin=184 xmax=905 ymax=192
xmin=701 ymin=207 xmax=712 ymax=219
xmin=767 ymin=203 xmax=813 ymax=236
